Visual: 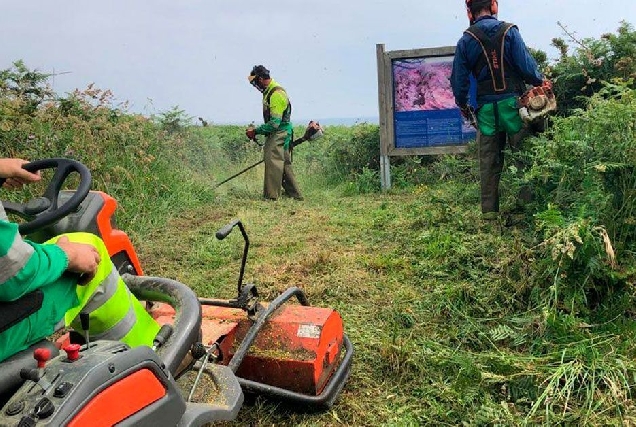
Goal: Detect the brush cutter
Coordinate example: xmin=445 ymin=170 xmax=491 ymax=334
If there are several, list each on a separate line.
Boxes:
xmin=213 ymin=121 xmax=323 ymax=189
xmin=0 ymin=157 xmax=352 ymax=426
xmin=518 ymin=80 xmax=556 ymax=124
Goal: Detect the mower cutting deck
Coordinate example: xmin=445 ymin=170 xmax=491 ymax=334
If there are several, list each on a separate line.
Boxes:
xmin=0 ymin=158 xmax=352 ymax=426
xmin=152 ymin=217 xmax=352 ymax=409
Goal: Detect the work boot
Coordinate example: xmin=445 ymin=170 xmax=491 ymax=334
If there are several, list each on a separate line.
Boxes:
xmin=281 ymin=191 xmax=303 ymax=201
xmin=504 ymin=212 xmax=527 ymax=227
xmin=481 ymin=212 xmax=499 ymax=221
xmin=288 ymin=193 xmax=304 ymax=201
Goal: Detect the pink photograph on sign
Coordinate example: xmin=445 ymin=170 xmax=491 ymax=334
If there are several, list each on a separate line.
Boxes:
xmin=393 ymin=57 xmax=457 ymax=113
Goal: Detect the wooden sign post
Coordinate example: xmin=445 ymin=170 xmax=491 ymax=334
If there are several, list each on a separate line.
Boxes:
xmin=376 ymin=44 xmax=477 ymax=190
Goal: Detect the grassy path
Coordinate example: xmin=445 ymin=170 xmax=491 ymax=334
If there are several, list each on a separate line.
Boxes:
xmin=122 ymin=154 xmax=636 ymax=425
xmin=132 ymin=183 xmax=524 ymax=425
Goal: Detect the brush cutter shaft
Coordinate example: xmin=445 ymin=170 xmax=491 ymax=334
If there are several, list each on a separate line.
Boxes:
xmin=213 ymin=160 xmax=264 ymax=189
xmin=215 ymin=120 xmax=324 ymax=189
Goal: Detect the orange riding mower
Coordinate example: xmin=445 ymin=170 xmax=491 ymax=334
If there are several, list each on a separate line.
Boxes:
xmin=0 ymin=158 xmax=352 ymax=426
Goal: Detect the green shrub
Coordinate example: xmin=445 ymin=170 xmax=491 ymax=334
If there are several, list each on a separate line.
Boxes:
xmin=548 ymin=21 xmax=636 ymax=115
xmin=154 ymin=106 xmax=193 ymax=134
xmin=526 ymin=83 xmax=636 ymax=247
xmin=322 ymin=123 xmax=380 ymax=181
xmin=520 ymin=83 xmax=636 ymax=321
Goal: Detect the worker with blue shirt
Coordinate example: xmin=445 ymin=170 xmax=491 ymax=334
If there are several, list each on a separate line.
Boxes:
xmin=451 ymin=0 xmax=548 ymax=219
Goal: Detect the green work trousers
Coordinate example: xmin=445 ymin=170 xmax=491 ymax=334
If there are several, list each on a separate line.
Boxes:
xmin=0 ymin=274 xmax=77 ymax=363
xmin=263 ymin=130 xmax=302 ymax=200
xmin=477 ymin=98 xmax=532 ymax=214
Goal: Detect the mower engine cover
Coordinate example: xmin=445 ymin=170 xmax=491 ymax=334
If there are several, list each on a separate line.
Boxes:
xmin=152 ymin=303 xmax=346 ymax=397
xmin=518 ymin=81 xmax=556 ymax=124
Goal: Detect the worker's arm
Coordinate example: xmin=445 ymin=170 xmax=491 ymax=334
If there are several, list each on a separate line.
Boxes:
xmin=255 ymin=91 xmax=288 ymax=135
xmin=0 ymin=157 xmax=100 ymax=301
xmin=0 ymin=222 xmax=101 ymax=301
xmin=0 ymin=218 xmax=69 ymax=301
xmin=450 ymin=37 xmax=472 ymax=108
xmin=507 ymin=27 xmax=544 ymax=86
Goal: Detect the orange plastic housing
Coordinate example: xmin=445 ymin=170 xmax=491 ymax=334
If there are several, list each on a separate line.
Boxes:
xmin=68 ymin=368 xmax=165 ymax=427
xmin=94 ymin=191 xmax=144 ymax=275
xmin=151 ymin=303 xmax=345 ymax=395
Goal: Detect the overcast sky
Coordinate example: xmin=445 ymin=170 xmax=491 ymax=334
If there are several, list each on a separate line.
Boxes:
xmin=2 ymin=1 xmax=633 ymax=124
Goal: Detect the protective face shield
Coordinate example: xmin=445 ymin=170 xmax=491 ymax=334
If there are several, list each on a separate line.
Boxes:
xmin=248 ymin=74 xmax=263 ymax=92
xmin=248 ymin=65 xmax=270 ymax=92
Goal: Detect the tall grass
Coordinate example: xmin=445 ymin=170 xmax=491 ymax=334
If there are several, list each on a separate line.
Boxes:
xmin=1 ymin=83 xmax=218 ymax=238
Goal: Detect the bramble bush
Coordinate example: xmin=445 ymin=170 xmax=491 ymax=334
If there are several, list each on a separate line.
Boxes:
xmin=547 ymin=21 xmax=636 ymax=115
xmin=0 ymin=61 xmax=215 ymax=235
xmin=520 ymin=82 xmax=636 ymax=321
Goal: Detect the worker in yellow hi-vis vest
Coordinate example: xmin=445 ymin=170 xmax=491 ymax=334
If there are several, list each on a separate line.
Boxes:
xmin=246 ymin=65 xmax=303 ymax=201
xmin=0 ymin=158 xmax=160 ymax=362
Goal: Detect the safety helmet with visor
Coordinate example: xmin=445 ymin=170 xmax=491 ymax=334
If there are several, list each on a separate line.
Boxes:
xmin=248 ymin=65 xmax=270 ymax=92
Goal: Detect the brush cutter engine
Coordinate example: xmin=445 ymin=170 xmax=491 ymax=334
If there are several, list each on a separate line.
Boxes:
xmin=518 ymin=80 xmax=556 ymax=124
xmin=301 ymin=120 xmax=324 ymax=142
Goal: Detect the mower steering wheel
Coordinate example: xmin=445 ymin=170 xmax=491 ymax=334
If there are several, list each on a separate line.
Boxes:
xmin=1 ymin=158 xmax=92 ymax=235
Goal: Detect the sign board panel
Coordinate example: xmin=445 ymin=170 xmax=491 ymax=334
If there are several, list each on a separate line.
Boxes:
xmin=392 ymin=56 xmax=476 ymax=149
xmin=376 ymin=44 xmax=477 ymax=189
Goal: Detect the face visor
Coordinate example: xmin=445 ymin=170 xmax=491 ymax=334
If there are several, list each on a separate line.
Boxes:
xmin=248 ymin=74 xmax=264 ymax=92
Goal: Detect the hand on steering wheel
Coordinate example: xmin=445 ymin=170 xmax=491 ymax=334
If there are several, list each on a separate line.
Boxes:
xmin=0 ymin=158 xmax=92 ymax=235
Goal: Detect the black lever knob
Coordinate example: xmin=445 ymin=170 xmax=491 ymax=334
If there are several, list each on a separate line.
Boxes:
xmin=19 ymin=368 xmax=40 ymax=382
xmin=79 ymin=312 xmax=90 ymax=331
xmin=152 ymin=324 xmax=173 ymax=350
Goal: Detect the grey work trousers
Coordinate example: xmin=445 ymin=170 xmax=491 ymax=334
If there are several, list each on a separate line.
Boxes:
xmin=263 ymin=130 xmax=302 ymax=200
xmin=477 ymin=125 xmax=532 ymax=214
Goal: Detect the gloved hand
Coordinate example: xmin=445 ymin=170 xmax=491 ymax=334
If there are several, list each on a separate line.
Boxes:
xmin=542 ymin=79 xmax=553 ymax=90
xmin=459 ymin=105 xmax=476 ymax=126
xmin=245 ymin=127 xmax=256 ymax=141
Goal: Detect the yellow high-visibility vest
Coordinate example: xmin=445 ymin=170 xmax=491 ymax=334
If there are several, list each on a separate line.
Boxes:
xmin=50 ymin=232 xmax=160 ymax=347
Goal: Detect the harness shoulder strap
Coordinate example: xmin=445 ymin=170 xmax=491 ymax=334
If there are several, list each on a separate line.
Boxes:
xmin=266 ymin=86 xmax=286 ymax=104
xmin=0 ymin=290 xmax=44 ymax=334
xmin=465 ymin=22 xmax=516 ymax=94
xmin=265 ymin=85 xmax=292 ymax=124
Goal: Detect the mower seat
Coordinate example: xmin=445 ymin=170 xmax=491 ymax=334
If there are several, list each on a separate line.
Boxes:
xmin=0 ymin=340 xmax=59 ymax=401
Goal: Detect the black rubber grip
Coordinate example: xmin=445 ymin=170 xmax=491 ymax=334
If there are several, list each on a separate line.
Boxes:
xmin=153 ymin=324 xmax=173 ymax=348
xmin=215 ymin=220 xmax=239 ymax=240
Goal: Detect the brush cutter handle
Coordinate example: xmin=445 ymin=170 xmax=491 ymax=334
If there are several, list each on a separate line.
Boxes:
xmin=216 ymin=220 xmax=250 ymax=295
xmin=215 ymin=220 xmax=240 ymax=240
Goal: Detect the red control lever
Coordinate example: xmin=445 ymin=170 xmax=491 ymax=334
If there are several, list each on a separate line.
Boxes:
xmin=34 ymin=348 xmax=51 ymax=369
xmin=63 ymin=344 xmax=81 ymax=362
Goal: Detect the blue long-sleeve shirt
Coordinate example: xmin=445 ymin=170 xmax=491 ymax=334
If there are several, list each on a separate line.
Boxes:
xmin=450 ymin=16 xmax=543 ymax=108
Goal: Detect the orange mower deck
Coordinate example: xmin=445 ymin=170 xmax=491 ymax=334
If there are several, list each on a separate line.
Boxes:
xmin=151 ymin=302 xmax=345 ymax=396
